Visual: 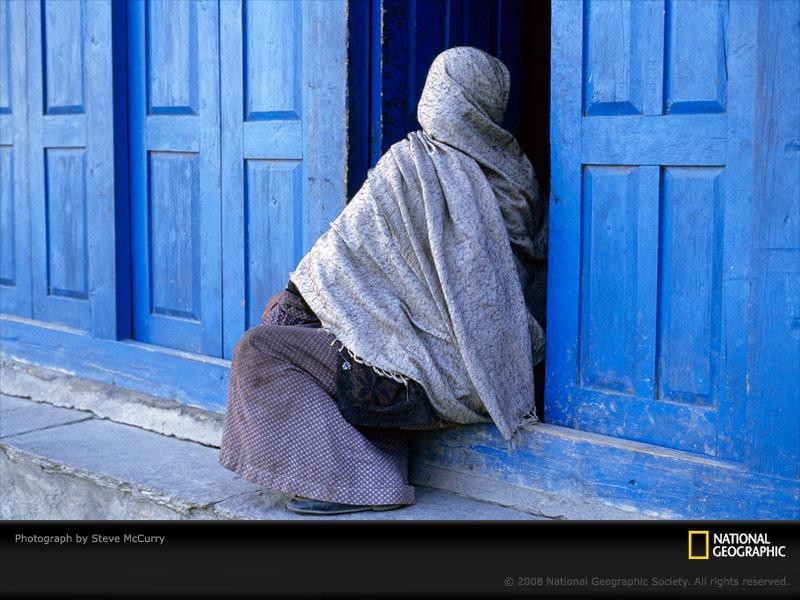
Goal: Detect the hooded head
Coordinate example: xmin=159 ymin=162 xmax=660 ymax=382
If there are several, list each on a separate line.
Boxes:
xmin=413 ymin=47 xmax=546 ymax=314
xmin=415 ymin=46 xmax=532 ymax=193
xmin=417 ymin=47 xmax=511 ymax=136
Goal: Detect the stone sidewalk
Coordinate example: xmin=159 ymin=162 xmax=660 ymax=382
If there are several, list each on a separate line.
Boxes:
xmin=0 ymin=393 xmax=551 ymax=520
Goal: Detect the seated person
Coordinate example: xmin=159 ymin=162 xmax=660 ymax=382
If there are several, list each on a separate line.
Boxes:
xmin=218 ymin=46 xmax=547 ymax=516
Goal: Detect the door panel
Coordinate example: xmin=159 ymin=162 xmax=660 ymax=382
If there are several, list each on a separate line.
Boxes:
xmin=658 ymin=166 xmax=724 ymax=405
xmin=225 ymin=0 xmax=305 ymax=336
xmin=664 ymin=0 xmax=727 ymax=114
xmin=25 ymin=0 xmax=116 ymax=334
xmin=582 ymin=0 xmax=663 ymax=116
xmin=579 ymin=165 xmax=658 ymax=398
xmin=547 ymin=0 xmax=756 ymax=459
xmin=0 ymin=0 xmax=30 ymax=317
xmin=220 ymin=0 xmax=346 ymax=358
xmin=128 ymin=0 xmax=222 ymax=355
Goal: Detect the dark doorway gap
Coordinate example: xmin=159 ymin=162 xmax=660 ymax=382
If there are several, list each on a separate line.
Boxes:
xmin=516 ymin=0 xmax=551 ymax=420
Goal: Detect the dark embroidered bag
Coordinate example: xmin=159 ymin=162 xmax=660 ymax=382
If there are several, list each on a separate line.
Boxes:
xmin=282 ymin=280 xmax=446 ymax=431
xmin=333 ymin=349 xmax=446 ymax=431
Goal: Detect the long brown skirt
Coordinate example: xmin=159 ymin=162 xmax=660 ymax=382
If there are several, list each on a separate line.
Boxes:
xmin=218 ymin=301 xmax=415 ymax=506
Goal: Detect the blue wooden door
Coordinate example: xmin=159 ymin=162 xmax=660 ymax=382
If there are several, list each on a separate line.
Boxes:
xmin=547 ymin=0 xmax=758 ymax=459
xmin=218 ymin=0 xmax=346 ymax=358
xmin=128 ymin=0 xmax=346 ymax=358
xmin=128 ymin=0 xmax=222 ymax=355
xmin=18 ymin=0 xmax=116 ymax=335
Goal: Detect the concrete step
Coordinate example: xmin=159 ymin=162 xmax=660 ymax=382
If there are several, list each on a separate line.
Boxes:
xmin=1 ymin=360 xmax=224 ymax=447
xmin=1 ymin=360 xmax=654 ymax=519
xmin=0 ymin=394 xmax=550 ymax=520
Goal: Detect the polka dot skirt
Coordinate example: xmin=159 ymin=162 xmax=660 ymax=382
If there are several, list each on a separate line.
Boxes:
xmin=218 ymin=300 xmax=415 ymax=506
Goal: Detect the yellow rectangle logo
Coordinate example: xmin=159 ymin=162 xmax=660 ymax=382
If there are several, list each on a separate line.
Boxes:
xmin=688 ymin=530 xmax=710 ymax=560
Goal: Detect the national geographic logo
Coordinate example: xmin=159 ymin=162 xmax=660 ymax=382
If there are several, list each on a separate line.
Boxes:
xmin=689 ymin=530 xmax=788 ymax=559
xmin=688 ymin=531 xmax=710 ymax=559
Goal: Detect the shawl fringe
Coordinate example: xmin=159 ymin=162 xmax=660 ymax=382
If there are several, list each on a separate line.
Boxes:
xmin=504 ymin=411 xmax=540 ymax=455
xmin=326 ymin=330 xmax=411 ymax=386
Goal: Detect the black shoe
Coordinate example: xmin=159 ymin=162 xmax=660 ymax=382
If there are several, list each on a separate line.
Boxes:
xmin=285 ymin=496 xmax=407 ymax=515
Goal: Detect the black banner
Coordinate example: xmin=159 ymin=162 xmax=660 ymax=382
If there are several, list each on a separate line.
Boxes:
xmin=1 ymin=521 xmax=797 ymax=596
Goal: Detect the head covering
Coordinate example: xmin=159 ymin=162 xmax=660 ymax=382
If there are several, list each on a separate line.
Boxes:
xmin=290 ymin=47 xmax=546 ymax=445
xmin=419 ymin=47 xmax=549 ymax=326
